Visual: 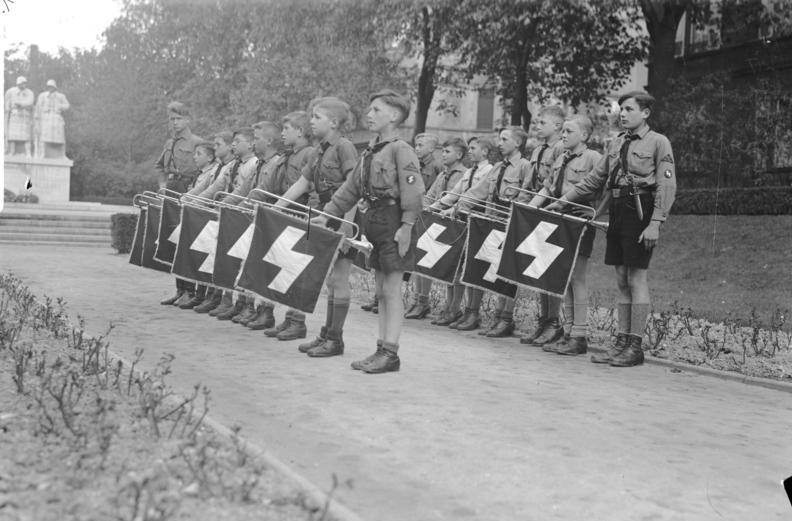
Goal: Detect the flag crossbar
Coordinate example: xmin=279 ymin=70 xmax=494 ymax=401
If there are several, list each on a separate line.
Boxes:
xmin=511 ymin=190 xmax=609 ymax=232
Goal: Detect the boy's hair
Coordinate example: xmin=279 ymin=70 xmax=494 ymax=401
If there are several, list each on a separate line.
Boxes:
xmin=233 ymin=127 xmax=255 ymax=143
xmin=618 ymin=90 xmax=655 ymax=113
xmin=468 ymin=135 xmax=496 ymax=155
xmin=253 ymin=120 xmax=282 ymax=150
xmin=167 ymin=101 xmax=190 ymax=117
xmin=443 ymin=137 xmax=468 ymax=158
xmin=196 ymin=141 xmax=216 ymax=159
xmin=565 ymin=114 xmax=594 ymax=141
xmin=369 ymin=89 xmax=410 ymax=124
xmin=281 ymin=111 xmax=312 ymax=139
xmin=414 ymin=132 xmax=440 ymax=149
xmin=538 ymin=104 xmax=566 ymax=123
xmin=313 ymin=97 xmax=351 ymax=128
xmin=501 ymin=126 xmax=529 ymax=151
xmin=213 ymin=130 xmax=234 ymax=145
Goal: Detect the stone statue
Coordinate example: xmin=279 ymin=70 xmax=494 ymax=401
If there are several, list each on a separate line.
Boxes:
xmin=4 ymin=76 xmax=35 ymax=157
xmin=35 ymin=79 xmax=70 ymax=158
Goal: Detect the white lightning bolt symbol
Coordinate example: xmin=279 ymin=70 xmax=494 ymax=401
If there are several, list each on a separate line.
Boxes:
xmin=190 ymin=221 xmax=219 ymax=273
xmin=227 ymin=224 xmax=254 ymax=260
xmin=416 ymin=223 xmax=451 ymax=269
xmin=474 ymin=229 xmax=506 ymax=282
xmin=516 ymin=221 xmax=563 ymax=279
xmin=167 ymin=223 xmax=181 ymax=245
xmin=263 ymin=226 xmax=313 ymax=293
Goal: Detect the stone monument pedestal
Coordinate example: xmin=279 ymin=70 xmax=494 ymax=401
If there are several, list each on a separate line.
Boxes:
xmin=3 ymin=155 xmax=72 ymax=203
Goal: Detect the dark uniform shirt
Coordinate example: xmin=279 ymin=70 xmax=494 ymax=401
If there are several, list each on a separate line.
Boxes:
xmin=572 ymin=125 xmax=676 ymax=221
xmin=155 ymin=130 xmax=204 ymax=181
xmin=324 ymin=135 xmax=424 ymax=225
xmin=300 ymin=134 xmax=358 ymax=205
xmin=458 ymin=150 xmax=531 ymax=215
xmin=419 ymin=154 xmax=443 ymax=193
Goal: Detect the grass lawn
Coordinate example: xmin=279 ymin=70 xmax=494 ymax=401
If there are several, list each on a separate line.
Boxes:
xmin=586 ymin=215 xmax=792 ymax=327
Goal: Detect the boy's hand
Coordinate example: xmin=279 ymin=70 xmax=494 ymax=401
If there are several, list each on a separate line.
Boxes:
xmin=545 ymin=200 xmax=565 ymax=212
xmin=638 ymin=221 xmax=660 ymax=250
xmin=394 ymin=224 xmax=412 ymax=257
xmin=310 ymin=215 xmax=329 ymax=227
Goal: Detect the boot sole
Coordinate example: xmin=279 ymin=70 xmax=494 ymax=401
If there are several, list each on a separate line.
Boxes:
xmin=248 ymin=322 xmax=276 ymax=331
xmin=361 ymin=362 xmax=400 ymax=373
xmin=609 ymin=359 xmax=645 ymax=367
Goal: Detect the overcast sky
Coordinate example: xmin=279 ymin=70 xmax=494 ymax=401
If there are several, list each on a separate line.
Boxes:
xmin=1 ymin=0 xmax=122 ymax=54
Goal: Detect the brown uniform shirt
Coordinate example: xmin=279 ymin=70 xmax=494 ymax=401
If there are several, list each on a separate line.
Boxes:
xmin=324 ymin=135 xmax=424 ymax=225
xmin=262 ymin=144 xmax=314 ymax=200
xmin=155 ymin=130 xmax=204 ymax=180
xmin=424 ymin=164 xmax=466 ymax=206
xmin=572 ymin=125 xmax=676 ymax=221
xmin=544 ymin=147 xmax=602 ymax=200
xmin=300 ymin=134 xmax=358 ymax=200
xmin=187 ymin=161 xmax=221 ymax=196
xmin=457 ymin=150 xmax=531 ymax=215
xmin=419 ymin=154 xmax=443 ymax=192
xmin=518 ymin=135 xmax=565 ymax=198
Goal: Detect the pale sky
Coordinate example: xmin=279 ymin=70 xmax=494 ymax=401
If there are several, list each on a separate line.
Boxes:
xmin=1 ymin=0 xmax=123 ymax=54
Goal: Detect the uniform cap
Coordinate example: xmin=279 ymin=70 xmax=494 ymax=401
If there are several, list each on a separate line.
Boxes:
xmin=16 ymin=76 xmax=27 ymax=85
xmin=46 ymin=79 xmax=57 ymax=88
xmin=167 ymin=101 xmax=190 ymax=117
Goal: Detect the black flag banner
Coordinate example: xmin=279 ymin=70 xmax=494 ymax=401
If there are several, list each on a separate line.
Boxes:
xmin=497 ymin=202 xmax=587 ymax=297
xmin=413 ymin=210 xmax=467 ymax=283
xmin=154 ymin=197 xmax=182 ymax=265
xmin=461 ymin=215 xmax=517 ymax=298
xmin=140 ymin=205 xmax=171 ymax=273
xmin=129 ymin=206 xmax=145 ymax=266
xmin=236 ymin=205 xmax=344 ymax=313
xmin=171 ymin=205 xmax=219 ymax=285
xmin=213 ymin=206 xmax=254 ymax=290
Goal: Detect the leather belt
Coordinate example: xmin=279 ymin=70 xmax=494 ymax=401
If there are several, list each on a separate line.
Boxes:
xmin=611 ymin=186 xmax=653 ymax=199
xmin=366 ymin=197 xmax=398 ymax=209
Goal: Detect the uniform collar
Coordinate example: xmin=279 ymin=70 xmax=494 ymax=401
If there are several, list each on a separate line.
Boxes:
xmin=321 ymin=133 xmax=341 ymax=148
xmin=545 ymin=134 xmax=561 ymax=147
xmin=566 ymin=144 xmax=587 ymax=158
xmin=370 ymin=134 xmax=399 ymax=148
xmin=627 ymin=125 xmax=650 ymax=140
xmin=446 ymin=163 xmax=466 ymax=175
xmin=507 ymin=150 xmax=522 ymax=166
xmin=476 ymin=159 xmax=490 ymax=168
xmin=201 ymin=161 xmax=217 ymax=174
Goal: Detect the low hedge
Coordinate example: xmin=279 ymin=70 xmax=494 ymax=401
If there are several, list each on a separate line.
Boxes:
xmin=110 ymin=213 xmax=138 ymax=254
xmin=672 ymin=187 xmax=792 ymax=215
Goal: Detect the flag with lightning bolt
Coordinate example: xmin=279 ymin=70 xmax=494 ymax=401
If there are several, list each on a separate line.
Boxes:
xmin=129 ymin=207 xmax=145 ymax=267
xmin=413 ymin=210 xmax=467 ymax=283
xmin=154 ymin=197 xmax=182 ymax=265
xmin=497 ymin=202 xmax=588 ymax=297
xmin=171 ymin=205 xmax=219 ymax=285
xmin=235 ymin=205 xmax=344 ymax=313
xmin=139 ymin=205 xmax=172 ymax=274
xmin=461 ymin=215 xmax=517 ymax=298
xmin=212 ymin=206 xmax=254 ymax=290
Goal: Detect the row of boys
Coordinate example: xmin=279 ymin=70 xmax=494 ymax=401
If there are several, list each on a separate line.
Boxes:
xmin=155 ymin=87 xmax=675 ymax=373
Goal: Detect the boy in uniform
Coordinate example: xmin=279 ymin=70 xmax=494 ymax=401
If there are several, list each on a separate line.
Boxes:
xmin=276 ymin=98 xmax=359 ymax=357
xmin=547 ymin=91 xmax=676 ymax=367
xmin=316 ymin=89 xmax=424 ymax=373
xmin=156 ymin=101 xmax=203 ymax=306
xmin=456 ymin=126 xmax=531 ymax=338
xmin=403 ymin=132 xmax=443 ymax=319
xmin=517 ymin=105 xmax=567 ymax=347
xmin=425 ymin=138 xmax=468 ymax=326
xmin=527 ymin=115 xmax=602 ymax=355
xmin=257 ymin=112 xmax=315 ymax=340
xmin=431 ymin=135 xmax=496 ymax=330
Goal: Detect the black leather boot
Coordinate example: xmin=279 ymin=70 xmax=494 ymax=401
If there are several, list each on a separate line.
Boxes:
xmin=307 ymin=329 xmax=344 ymax=357
xmin=233 ymin=302 xmax=257 ymax=324
xmin=455 ymin=312 xmax=480 ymax=331
xmin=360 ymin=347 xmax=400 ymax=373
xmin=264 ymin=315 xmax=291 ymax=337
xmin=405 ymin=302 xmax=431 ymax=319
xmin=527 ymin=318 xmax=562 ymax=346
xmin=449 ymin=310 xmax=470 ymax=329
xmin=520 ymin=316 xmax=548 ymax=344
xmin=555 ymin=336 xmax=588 ymax=356
xmin=160 ymin=290 xmax=183 ymax=306
xmin=486 ymin=319 xmax=515 ymax=338
xmin=591 ymin=333 xmax=629 ymax=364
xmin=194 ymin=291 xmax=222 ymax=313
xmin=542 ymin=333 xmax=570 ymax=352
xmin=436 ymin=310 xmax=463 ymax=327
xmin=277 ymin=319 xmax=307 ymax=341
xmin=216 ymin=300 xmax=244 ymax=321
xmin=609 ymin=335 xmax=645 ymax=367
xmin=299 ymin=326 xmax=327 ymax=353
xmin=352 ymin=342 xmax=382 ymax=370
xmin=247 ymin=305 xmax=275 ymax=330
xmin=173 ymin=291 xmax=194 ymax=308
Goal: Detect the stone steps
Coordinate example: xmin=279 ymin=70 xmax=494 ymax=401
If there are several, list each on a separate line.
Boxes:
xmin=0 ymin=202 xmax=134 ymax=247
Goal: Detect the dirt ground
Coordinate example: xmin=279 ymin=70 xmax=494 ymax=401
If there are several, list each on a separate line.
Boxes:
xmin=1 ymin=245 xmax=792 ymax=520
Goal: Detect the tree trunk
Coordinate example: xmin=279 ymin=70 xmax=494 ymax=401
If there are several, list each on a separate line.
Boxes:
xmin=641 ymin=1 xmax=687 ymax=105
xmin=510 ymin=27 xmax=533 ymax=130
xmin=413 ymin=7 xmax=441 ymax=137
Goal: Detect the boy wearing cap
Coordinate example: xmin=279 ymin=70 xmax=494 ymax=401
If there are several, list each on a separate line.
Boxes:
xmin=546 ymin=91 xmax=676 ymax=367
xmin=316 ymin=89 xmax=424 ymax=373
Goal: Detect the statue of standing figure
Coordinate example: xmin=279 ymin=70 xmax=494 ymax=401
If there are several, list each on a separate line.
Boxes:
xmin=4 ymin=76 xmax=35 ymax=157
xmin=35 ymin=79 xmax=70 ymax=158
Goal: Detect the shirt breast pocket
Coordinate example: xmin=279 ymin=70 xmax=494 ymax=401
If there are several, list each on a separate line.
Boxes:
xmin=630 ymin=147 xmax=655 ymax=177
xmin=567 ymin=166 xmax=590 ymax=184
xmin=500 ymin=176 xmax=521 ymax=200
xmin=370 ymin=158 xmax=395 ymax=191
xmin=320 ymin=157 xmax=342 ymax=184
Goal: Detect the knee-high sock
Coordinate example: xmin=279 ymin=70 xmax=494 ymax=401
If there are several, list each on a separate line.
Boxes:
xmin=467 ymin=288 xmax=483 ymax=313
xmin=617 ymin=303 xmax=631 ymax=335
xmin=450 ymin=283 xmax=465 ymax=313
xmin=330 ymin=297 xmax=350 ymax=335
xmin=630 ymin=303 xmax=649 ymax=338
xmin=324 ymin=291 xmax=335 ymax=330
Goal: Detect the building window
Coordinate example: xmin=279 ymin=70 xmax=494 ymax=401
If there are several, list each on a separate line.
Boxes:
xmin=476 ymin=88 xmax=495 ymax=130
